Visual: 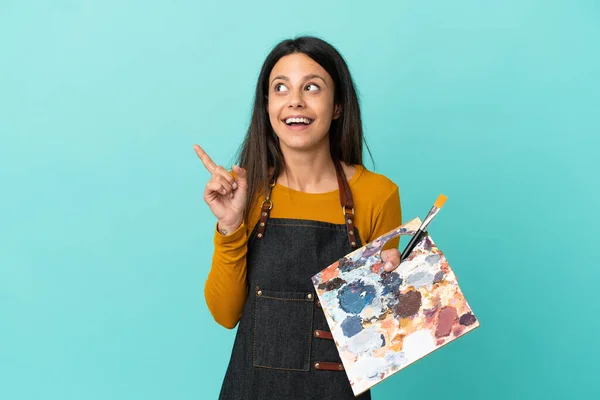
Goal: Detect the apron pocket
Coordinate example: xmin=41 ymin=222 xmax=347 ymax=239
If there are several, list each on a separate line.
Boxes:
xmin=253 ymin=288 xmax=314 ymax=371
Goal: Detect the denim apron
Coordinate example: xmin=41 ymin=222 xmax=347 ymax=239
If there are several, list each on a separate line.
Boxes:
xmin=219 ymin=161 xmax=371 ymax=400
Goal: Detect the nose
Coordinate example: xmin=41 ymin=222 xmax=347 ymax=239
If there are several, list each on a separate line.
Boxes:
xmin=288 ymin=89 xmax=305 ymax=108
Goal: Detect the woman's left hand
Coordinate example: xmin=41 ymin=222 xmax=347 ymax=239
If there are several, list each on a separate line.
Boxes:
xmin=381 ymin=248 xmax=401 ymax=272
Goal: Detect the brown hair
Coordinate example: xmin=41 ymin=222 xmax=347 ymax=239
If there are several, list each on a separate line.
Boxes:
xmin=237 ymin=36 xmax=372 ymax=222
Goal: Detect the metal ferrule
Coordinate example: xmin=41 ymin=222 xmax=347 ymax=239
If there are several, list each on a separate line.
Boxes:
xmin=420 ymin=206 xmax=440 ymax=231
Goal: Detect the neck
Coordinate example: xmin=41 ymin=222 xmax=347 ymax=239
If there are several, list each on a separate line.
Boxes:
xmin=277 ymin=145 xmax=338 ymax=193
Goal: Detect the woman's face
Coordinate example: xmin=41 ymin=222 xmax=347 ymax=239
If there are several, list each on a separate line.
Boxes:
xmin=267 ymin=53 xmax=340 ymax=154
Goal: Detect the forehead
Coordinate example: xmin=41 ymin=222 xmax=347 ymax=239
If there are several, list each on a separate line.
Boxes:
xmin=269 ymin=53 xmax=333 ymax=84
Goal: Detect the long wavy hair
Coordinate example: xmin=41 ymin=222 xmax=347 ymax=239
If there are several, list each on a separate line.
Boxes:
xmin=237 ymin=36 xmax=372 ymax=222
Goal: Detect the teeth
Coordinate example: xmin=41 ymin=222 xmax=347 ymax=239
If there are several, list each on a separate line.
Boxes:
xmin=285 ymin=117 xmax=312 ymax=125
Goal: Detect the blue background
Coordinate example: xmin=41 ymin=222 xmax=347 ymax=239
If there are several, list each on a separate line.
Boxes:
xmin=1 ymin=0 xmax=599 ymax=398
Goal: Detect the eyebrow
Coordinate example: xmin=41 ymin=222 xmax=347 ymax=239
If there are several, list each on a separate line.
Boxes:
xmin=270 ymin=74 xmax=328 ymax=86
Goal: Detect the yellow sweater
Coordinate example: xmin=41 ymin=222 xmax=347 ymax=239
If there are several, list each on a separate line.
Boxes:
xmin=204 ymin=165 xmax=402 ymax=328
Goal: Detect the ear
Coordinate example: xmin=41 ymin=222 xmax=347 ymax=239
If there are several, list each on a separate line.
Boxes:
xmin=333 ymin=104 xmax=342 ymax=120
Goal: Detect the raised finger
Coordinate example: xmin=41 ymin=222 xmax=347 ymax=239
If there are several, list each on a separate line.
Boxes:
xmin=194 ymin=144 xmax=217 ymax=174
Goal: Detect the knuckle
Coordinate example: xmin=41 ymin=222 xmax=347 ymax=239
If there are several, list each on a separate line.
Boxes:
xmin=220 ymin=170 xmax=234 ymax=182
xmin=220 ymin=178 xmax=231 ymax=188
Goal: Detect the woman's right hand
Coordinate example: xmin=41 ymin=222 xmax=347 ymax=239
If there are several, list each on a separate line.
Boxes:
xmin=194 ymin=144 xmax=247 ymax=235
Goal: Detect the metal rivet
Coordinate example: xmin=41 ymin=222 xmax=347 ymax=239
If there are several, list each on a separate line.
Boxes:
xmin=349 ymin=231 xmax=354 ymax=235
xmin=257 ymin=233 xmax=263 ymax=238
xmin=347 ymin=219 xmax=352 ymax=224
xmin=262 ymin=212 xmax=267 ymax=217
xmin=315 ymin=331 xmax=320 ymax=337
xmin=351 ymin=241 xmax=357 ymax=247
xmin=307 ymin=293 xmax=312 ymax=299
xmin=338 ymin=364 xmax=343 ymax=370
xmin=257 ymin=290 xmax=262 ymax=296
xmin=260 ymin=222 xmax=265 ymax=226
xmin=315 ymin=363 xmax=320 ymax=369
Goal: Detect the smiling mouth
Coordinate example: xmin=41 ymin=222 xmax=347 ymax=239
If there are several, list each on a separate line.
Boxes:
xmin=284 ymin=117 xmax=314 ymax=126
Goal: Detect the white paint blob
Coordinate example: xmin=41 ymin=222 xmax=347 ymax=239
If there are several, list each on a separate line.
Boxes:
xmin=351 ymin=356 xmax=388 ymax=380
xmin=346 ymin=326 xmax=385 ymax=354
xmin=402 ymin=330 xmax=436 ymax=362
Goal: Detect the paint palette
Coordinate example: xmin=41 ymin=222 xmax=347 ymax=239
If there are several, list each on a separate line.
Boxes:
xmin=312 ymin=218 xmax=479 ymax=396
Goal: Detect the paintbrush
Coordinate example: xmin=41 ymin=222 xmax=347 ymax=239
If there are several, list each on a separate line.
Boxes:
xmin=400 ymin=194 xmax=448 ymax=262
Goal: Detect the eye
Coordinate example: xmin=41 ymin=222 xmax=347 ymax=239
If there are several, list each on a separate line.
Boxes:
xmin=274 ymin=83 xmax=288 ymax=93
xmin=305 ymin=83 xmax=320 ymax=92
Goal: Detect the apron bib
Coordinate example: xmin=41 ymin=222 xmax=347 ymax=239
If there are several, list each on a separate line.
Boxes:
xmin=219 ymin=161 xmax=370 ymax=400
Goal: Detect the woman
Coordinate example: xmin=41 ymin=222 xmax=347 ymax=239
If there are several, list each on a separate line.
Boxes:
xmin=196 ymin=36 xmax=402 ymax=399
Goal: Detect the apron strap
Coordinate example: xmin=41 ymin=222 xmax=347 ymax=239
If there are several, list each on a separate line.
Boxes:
xmin=333 ymin=160 xmax=358 ymax=249
xmin=256 ymin=179 xmax=276 ymax=240
xmin=256 ymin=160 xmax=358 ymax=249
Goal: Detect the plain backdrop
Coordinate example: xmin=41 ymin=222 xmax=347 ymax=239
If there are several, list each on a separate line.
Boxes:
xmin=1 ymin=1 xmax=599 ymax=399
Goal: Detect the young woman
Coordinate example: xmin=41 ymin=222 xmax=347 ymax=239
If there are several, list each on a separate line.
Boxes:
xmin=196 ymin=36 xmax=403 ymax=400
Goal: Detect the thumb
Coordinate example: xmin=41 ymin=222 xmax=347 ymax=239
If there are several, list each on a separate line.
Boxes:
xmin=232 ymin=165 xmax=248 ymax=190
xmin=382 ymin=248 xmax=401 ymax=272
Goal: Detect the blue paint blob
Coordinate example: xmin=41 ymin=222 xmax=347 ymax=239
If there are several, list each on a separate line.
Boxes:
xmin=381 ymin=272 xmax=403 ymax=296
xmin=337 ymin=280 xmax=376 ymax=314
xmin=341 ymin=315 xmax=363 ymax=338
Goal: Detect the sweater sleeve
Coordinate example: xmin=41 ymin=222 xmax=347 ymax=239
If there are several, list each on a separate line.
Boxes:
xmin=370 ymin=186 xmax=402 ymax=250
xmin=204 ymin=222 xmax=249 ymax=329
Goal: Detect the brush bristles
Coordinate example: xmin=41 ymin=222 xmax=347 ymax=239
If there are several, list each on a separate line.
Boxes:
xmin=434 ymin=194 xmax=447 ymax=208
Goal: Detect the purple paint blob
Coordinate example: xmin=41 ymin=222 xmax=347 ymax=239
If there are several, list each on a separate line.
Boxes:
xmin=362 ymin=243 xmax=382 ymax=258
xmin=433 ymin=271 xmax=445 ymax=283
xmin=426 ymin=254 xmax=441 ymax=264
xmin=318 ymin=277 xmax=346 ymax=291
xmin=459 ymin=313 xmax=477 ymax=326
xmin=422 ymin=236 xmax=433 ymax=251
xmin=338 ymin=257 xmax=356 ymax=273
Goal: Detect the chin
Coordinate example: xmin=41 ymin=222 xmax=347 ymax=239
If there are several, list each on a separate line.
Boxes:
xmin=276 ymin=133 xmax=321 ymax=150
xmin=280 ymin=139 xmax=316 ymax=151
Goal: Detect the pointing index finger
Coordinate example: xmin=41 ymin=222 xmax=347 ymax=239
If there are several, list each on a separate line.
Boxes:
xmin=194 ymin=144 xmax=217 ymax=174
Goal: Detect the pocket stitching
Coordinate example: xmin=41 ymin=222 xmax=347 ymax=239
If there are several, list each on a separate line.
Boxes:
xmin=259 ymin=295 xmax=313 ymax=301
xmin=253 ymin=294 xmax=313 ymax=371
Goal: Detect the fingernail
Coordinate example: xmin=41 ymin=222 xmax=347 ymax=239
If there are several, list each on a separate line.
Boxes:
xmin=384 ymin=262 xmax=393 ymax=271
xmin=232 ymin=182 xmax=238 ymax=189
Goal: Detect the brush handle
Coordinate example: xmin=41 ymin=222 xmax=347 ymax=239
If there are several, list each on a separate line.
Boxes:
xmin=400 ymin=229 xmax=426 ymax=261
